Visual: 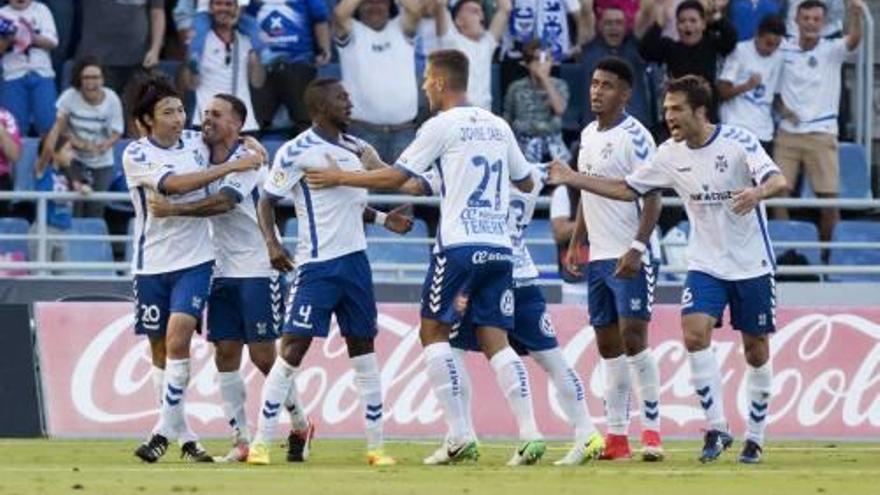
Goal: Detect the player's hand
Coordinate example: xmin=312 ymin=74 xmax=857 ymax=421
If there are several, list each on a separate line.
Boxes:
xmin=563 ymin=241 xmax=584 ymax=277
xmin=242 ymin=136 xmax=268 ymax=164
xmin=546 ymin=159 xmax=574 ymax=185
xmin=315 ymin=50 xmax=331 ymax=66
xmin=614 ymin=248 xmax=643 ymax=278
xmin=384 ymin=204 xmax=414 ymax=234
xmin=745 ymin=73 xmax=762 ymax=90
xmin=231 ymin=152 xmax=262 ymax=172
xmin=305 ymin=154 xmax=344 ymax=189
xmin=731 ymin=187 xmax=763 ymax=215
xmin=359 ymin=143 xmax=384 ymax=170
xmin=267 ymin=241 xmax=295 ymax=272
xmin=147 ymin=195 xmax=175 ymax=218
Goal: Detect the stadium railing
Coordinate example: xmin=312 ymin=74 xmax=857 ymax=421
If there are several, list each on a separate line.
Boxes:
xmin=0 ymin=191 xmax=879 ymax=282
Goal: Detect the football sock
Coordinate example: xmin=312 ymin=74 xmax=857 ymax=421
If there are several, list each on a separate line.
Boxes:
xmin=285 ymin=384 xmax=309 ymax=432
xmin=254 ymin=357 xmax=296 ymax=444
xmin=532 ymin=348 xmax=596 ymax=444
xmin=688 ymin=348 xmax=728 ymax=431
xmin=155 ymin=358 xmax=190 ymax=440
xmin=351 ymin=352 xmax=384 ymax=451
xmin=423 ymin=342 xmax=470 ymax=444
xmin=490 ymin=347 xmax=541 ymax=441
xmin=745 ymin=362 xmax=773 ymax=446
xmin=452 ymin=348 xmax=474 ymax=437
xmin=628 ymin=348 xmax=661 ymax=433
xmin=218 ymin=371 xmax=249 ymax=443
xmin=603 ymin=354 xmax=632 ymax=436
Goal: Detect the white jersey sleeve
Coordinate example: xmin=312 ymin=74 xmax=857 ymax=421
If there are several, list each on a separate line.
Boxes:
xmin=395 ymin=117 xmax=451 ymax=175
xmin=624 ymin=151 xmax=674 ymax=195
xmin=718 ymin=49 xmax=741 ymax=84
xmin=742 ymin=131 xmax=781 ymax=184
xmin=550 ymin=185 xmax=571 ymax=219
xmin=218 ymin=149 xmax=260 ymax=202
xmin=122 ymin=142 xmax=174 ymax=191
xmin=263 ymin=142 xmax=305 ymax=198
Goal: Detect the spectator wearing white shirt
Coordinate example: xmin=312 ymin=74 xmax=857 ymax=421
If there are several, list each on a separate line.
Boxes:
xmin=41 ymin=56 xmax=124 ymax=218
xmin=773 ymin=0 xmax=864 ymax=247
xmin=180 ymin=0 xmax=265 ymax=134
xmin=0 ymin=0 xmax=58 ymax=136
xmin=334 ymin=0 xmax=422 ymax=162
xmin=433 ymin=0 xmax=511 ymax=111
xmin=717 ymin=16 xmax=786 ymax=154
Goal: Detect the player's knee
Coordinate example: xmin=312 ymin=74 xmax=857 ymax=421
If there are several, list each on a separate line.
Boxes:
xmin=345 ymin=337 xmax=374 ymax=358
xmin=213 ymin=343 xmax=243 ymax=372
xmin=149 ymin=337 xmax=166 ymax=367
xmin=279 ymin=336 xmax=309 ymax=367
xmin=594 ymin=325 xmax=625 ymax=359
xmin=250 ymin=353 xmax=275 ymax=375
xmin=621 ymin=323 xmax=648 ymax=356
xmin=419 ymin=319 xmax=450 ymax=346
xmin=743 ymin=337 xmax=769 ymax=367
xmin=682 ymin=328 xmax=710 ymax=352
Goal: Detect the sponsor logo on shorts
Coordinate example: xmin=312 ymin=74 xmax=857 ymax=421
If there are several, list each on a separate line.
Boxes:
xmin=471 ymin=250 xmax=513 ymax=265
xmin=630 ymin=298 xmax=643 ymax=312
xmin=539 ymin=313 xmax=555 ymax=337
xmin=191 ymin=296 xmax=203 ymax=311
xmin=500 ymin=289 xmax=514 ymax=317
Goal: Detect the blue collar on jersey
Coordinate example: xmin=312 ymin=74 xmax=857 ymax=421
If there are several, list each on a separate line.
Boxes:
xmin=311 ymin=126 xmax=361 ymax=155
xmin=210 ymin=139 xmax=242 ymax=165
xmin=147 ymin=135 xmax=183 ymax=150
xmin=687 ymin=124 xmax=722 ymax=150
xmin=596 ymin=112 xmax=629 ymax=132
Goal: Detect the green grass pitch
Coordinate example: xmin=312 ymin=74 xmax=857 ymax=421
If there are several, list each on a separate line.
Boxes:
xmin=1 ymin=439 xmax=879 ymax=495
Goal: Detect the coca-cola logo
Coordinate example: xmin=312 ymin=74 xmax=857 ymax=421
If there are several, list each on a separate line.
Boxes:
xmin=35 ymin=303 xmax=880 ymax=438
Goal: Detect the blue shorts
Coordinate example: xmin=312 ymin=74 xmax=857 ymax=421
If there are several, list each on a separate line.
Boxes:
xmin=207 ymin=276 xmax=284 ymax=343
xmin=421 ymin=246 xmax=515 ymax=331
xmin=283 ymin=251 xmax=377 ymax=339
xmin=133 ymin=261 xmax=214 ymax=336
xmin=587 ymin=259 xmax=656 ymax=328
xmin=681 ymin=270 xmax=776 ymax=335
xmin=451 ymin=284 xmax=558 ymax=354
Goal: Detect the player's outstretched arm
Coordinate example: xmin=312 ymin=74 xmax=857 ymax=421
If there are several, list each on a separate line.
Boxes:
xmin=161 ymin=154 xmax=261 ymax=195
xmin=148 ymin=193 xmax=235 ymax=218
xmin=305 ymin=154 xmax=410 ymax=191
xmin=615 ymin=191 xmax=661 ymax=278
xmin=547 ymin=160 xmax=638 ymax=201
xmin=731 ymin=173 xmax=788 ymax=216
xmin=364 ymin=205 xmax=414 ymax=234
xmin=257 ymin=194 xmax=295 ymax=272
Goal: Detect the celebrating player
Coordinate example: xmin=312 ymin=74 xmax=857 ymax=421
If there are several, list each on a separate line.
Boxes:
xmin=147 ymin=94 xmax=311 ymax=463
xmin=124 ymin=77 xmax=263 ymax=463
xmin=548 ymin=75 xmax=787 ymax=464
xmin=306 ymin=49 xmax=546 ymax=465
xmin=404 ymin=165 xmax=604 ymax=466
xmin=567 ymin=57 xmax=664 ymax=461
xmin=247 ymin=78 xmax=412 ymax=466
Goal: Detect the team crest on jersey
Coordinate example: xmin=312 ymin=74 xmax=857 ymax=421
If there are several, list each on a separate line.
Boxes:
xmin=500 ymin=289 xmax=514 ymax=317
xmin=272 ymin=170 xmax=287 ymax=187
xmin=600 ymin=142 xmax=614 ymax=160
xmin=539 ymin=313 xmax=556 ymax=337
xmin=715 ymin=155 xmax=729 ymax=173
xmin=192 ymin=149 xmax=206 ymax=167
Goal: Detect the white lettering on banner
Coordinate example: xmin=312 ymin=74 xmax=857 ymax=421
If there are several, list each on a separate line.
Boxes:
xmin=39 ymin=305 xmax=880 ymax=437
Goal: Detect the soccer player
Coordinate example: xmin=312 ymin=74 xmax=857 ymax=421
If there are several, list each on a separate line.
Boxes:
xmin=548 ymin=75 xmax=787 ymax=464
xmin=124 ymin=77 xmax=263 ymax=463
xmin=305 ymin=49 xmax=546 ymax=465
xmin=565 ymin=57 xmax=664 ymax=461
xmin=406 ymin=166 xmax=604 ymax=466
xmin=247 ymin=78 xmax=412 ymax=466
xmin=147 ymin=93 xmax=311 ymax=463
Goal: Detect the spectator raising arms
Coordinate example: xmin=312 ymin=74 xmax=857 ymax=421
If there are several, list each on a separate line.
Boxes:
xmin=717 ymin=15 xmax=786 ymax=153
xmin=76 ymin=0 xmax=166 ymax=97
xmin=433 ymin=0 xmax=511 ymax=111
xmin=181 ymin=0 xmax=265 ymax=133
xmin=246 ymin=0 xmax=331 ymax=134
xmin=726 ymin=0 xmax=784 ymax=41
xmin=334 ymin=0 xmax=422 ymax=162
xmin=772 ymin=0 xmax=865 ymax=248
xmin=0 ymin=0 xmax=58 ymax=136
xmin=41 ymin=57 xmax=124 ymax=218
xmin=504 ymin=41 xmax=570 ymax=162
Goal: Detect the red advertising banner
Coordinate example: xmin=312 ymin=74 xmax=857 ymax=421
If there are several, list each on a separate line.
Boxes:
xmin=34 ymin=303 xmax=880 ymax=439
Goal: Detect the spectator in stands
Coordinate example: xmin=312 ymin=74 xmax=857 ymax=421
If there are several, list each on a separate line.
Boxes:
xmin=41 ymin=0 xmax=72 ymax=78
xmin=639 ymin=0 xmax=737 ymax=120
xmin=580 ymin=4 xmax=654 ymax=127
xmin=245 ymin=0 xmax=330 ymax=134
xmin=76 ymin=0 xmax=165 ymax=98
xmin=30 ymin=135 xmax=82 ymax=265
xmin=594 ymin=0 xmax=641 ymax=32
xmin=433 ymin=0 xmax=511 ymax=111
xmin=786 ymin=0 xmax=845 ymax=38
xmin=726 ymin=0 xmax=784 ymax=40
xmin=717 ymin=15 xmax=785 ymax=154
xmin=0 ymin=0 xmax=58 ymax=136
xmin=498 ymin=0 xmax=590 ymax=89
xmin=41 ymin=57 xmax=124 ymax=218
xmin=335 ymin=0 xmax=422 ymax=162
xmin=504 ymin=40 xmax=570 ymax=162
xmin=181 ymin=0 xmax=264 ymax=134
xmin=0 ymin=106 xmax=21 ymax=216
xmin=773 ymin=0 xmax=864 ymax=247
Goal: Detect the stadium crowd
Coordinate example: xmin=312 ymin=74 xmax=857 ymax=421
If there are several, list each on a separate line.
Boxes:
xmin=0 ymin=0 xmax=871 ymax=272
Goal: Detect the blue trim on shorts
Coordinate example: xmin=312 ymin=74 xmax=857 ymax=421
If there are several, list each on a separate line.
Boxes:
xmin=300 ymin=182 xmax=319 ymax=258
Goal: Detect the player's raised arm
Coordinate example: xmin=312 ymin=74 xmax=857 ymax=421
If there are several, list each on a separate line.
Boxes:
xmin=159 ymin=153 xmax=261 ymax=195
xmin=305 ymin=154 xmax=411 ymax=190
xmin=547 ymin=159 xmax=638 ymax=201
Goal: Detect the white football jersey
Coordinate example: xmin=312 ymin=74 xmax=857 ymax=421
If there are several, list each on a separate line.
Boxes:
xmin=123 ymin=131 xmax=214 ymax=275
xmin=625 ymin=125 xmax=780 ymax=281
xmin=422 ymin=165 xmax=544 ymax=283
xmin=395 ymin=106 xmax=533 ymax=253
xmin=718 ymin=40 xmax=783 ymax=142
xmin=207 ymin=143 xmax=273 ymax=278
xmin=263 ymin=128 xmax=369 ymax=265
xmin=778 ymin=37 xmax=853 ymax=135
xmin=578 ymin=115 xmax=656 ymax=261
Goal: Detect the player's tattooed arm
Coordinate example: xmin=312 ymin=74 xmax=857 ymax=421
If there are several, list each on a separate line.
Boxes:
xmin=364 ymin=205 xmax=414 ymax=234
xmin=731 ymin=173 xmax=787 ymax=216
xmin=257 ymin=194 xmax=295 ymax=272
xmin=615 ymin=191 xmax=661 ymax=278
xmin=547 ymin=159 xmax=638 ymax=201
xmin=147 ymin=193 xmax=235 ymax=218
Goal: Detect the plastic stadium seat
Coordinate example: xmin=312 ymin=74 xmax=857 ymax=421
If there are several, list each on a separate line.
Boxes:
xmin=491 ymin=63 xmax=502 ymax=115
xmin=767 ymin=220 xmax=821 ymax=266
xmin=828 ymin=220 xmax=880 ymax=282
xmin=799 ymin=142 xmax=871 ymax=199
xmin=263 ymin=139 xmax=284 ymax=164
xmin=0 ymin=217 xmax=29 ymax=257
xmin=366 ymin=219 xmax=430 ymax=278
xmin=283 ymin=217 xmax=299 ymax=254
xmin=558 ymin=64 xmax=584 ymax=131
xmin=66 ymin=218 xmax=115 ymax=276
xmin=113 ymin=138 xmax=132 ymax=171
xmin=522 ymin=219 xmax=557 ymax=272
xmin=317 ymin=63 xmax=341 ymax=79
xmin=13 ymin=137 xmax=40 ymax=191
